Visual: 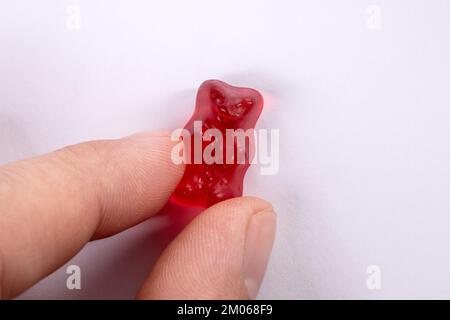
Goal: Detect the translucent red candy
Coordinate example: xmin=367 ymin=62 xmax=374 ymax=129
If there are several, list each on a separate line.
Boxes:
xmin=171 ymin=80 xmax=264 ymax=208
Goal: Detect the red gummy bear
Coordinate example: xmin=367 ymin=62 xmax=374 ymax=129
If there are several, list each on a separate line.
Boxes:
xmin=171 ymin=80 xmax=264 ymax=208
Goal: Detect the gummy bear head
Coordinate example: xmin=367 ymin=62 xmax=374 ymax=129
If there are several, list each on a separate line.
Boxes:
xmin=196 ymin=80 xmax=264 ymax=130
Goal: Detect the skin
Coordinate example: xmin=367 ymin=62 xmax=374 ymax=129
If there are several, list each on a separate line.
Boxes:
xmin=0 ymin=132 xmax=276 ymax=299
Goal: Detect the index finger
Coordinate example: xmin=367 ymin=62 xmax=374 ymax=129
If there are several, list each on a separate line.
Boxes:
xmin=0 ymin=132 xmax=184 ymax=299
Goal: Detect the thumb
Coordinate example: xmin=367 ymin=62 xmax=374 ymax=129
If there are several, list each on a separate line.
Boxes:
xmin=137 ymin=197 xmax=276 ymax=299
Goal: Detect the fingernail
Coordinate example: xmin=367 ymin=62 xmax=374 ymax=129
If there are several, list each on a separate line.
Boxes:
xmin=242 ymin=209 xmax=277 ymax=299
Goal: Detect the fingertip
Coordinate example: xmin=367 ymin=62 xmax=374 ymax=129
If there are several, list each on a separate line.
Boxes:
xmin=137 ymin=196 xmax=276 ymax=299
xmin=93 ymin=133 xmax=185 ymax=237
xmin=208 ymin=196 xmax=274 ymax=217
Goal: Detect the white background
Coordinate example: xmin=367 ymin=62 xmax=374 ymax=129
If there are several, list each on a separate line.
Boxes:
xmin=1 ymin=0 xmax=449 ymax=299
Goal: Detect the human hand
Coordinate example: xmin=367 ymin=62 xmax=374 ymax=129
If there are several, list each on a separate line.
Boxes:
xmin=0 ymin=132 xmax=276 ymax=299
